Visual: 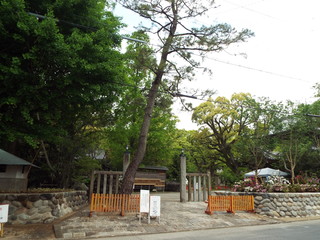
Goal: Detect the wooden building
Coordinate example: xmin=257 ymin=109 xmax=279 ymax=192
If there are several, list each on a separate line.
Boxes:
xmin=0 ymin=149 xmax=38 ymax=192
xmin=133 ymin=166 xmax=168 ymax=191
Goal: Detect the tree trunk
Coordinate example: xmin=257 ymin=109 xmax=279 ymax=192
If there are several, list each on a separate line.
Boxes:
xmin=120 ymin=79 xmax=161 ymax=193
xmin=120 ymin=3 xmax=178 ymax=194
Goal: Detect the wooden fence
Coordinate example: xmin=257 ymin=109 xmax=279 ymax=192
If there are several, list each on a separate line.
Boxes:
xmin=205 ymin=195 xmax=254 ymax=215
xmin=186 ymin=172 xmax=211 ymax=202
xmin=90 ymin=194 xmax=140 ymax=216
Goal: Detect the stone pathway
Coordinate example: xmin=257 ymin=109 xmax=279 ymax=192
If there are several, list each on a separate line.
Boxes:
xmin=53 ymin=193 xmax=280 ymax=239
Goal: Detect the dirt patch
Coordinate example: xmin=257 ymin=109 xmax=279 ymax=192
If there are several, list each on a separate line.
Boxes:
xmin=3 ymin=224 xmax=55 ymax=239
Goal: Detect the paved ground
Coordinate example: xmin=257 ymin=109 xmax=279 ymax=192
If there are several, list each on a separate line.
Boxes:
xmin=2 ymin=192 xmax=313 ymax=239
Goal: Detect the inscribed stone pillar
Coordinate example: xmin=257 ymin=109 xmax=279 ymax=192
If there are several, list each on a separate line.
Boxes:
xmin=180 ymin=153 xmax=187 ymax=203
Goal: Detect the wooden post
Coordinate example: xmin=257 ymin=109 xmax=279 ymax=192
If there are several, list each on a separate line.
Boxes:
xmin=203 ymin=176 xmax=207 ymax=201
xmin=198 ymin=175 xmax=202 ymax=202
xmin=0 ymin=223 xmax=4 ymax=237
xmin=97 ymin=173 xmax=101 ymax=194
xmin=115 ymin=174 xmax=119 ymax=194
xmin=89 ymin=171 xmax=96 ymax=203
xmin=109 ymin=174 xmax=113 ymax=194
xmin=193 ymin=176 xmax=197 ymax=202
xmin=180 ymin=152 xmax=187 ymax=203
xmin=103 ymin=174 xmax=107 ymax=194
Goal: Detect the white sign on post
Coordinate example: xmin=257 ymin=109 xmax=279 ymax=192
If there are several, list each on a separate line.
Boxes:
xmin=0 ymin=204 xmax=9 ymax=223
xmin=149 ymin=196 xmax=161 ymax=217
xmin=140 ymin=190 xmax=150 ymax=213
xmin=139 ymin=190 xmax=150 ymax=224
xmin=149 ymin=196 xmax=161 ymax=224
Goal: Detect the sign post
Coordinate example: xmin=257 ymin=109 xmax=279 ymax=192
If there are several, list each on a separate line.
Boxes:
xmin=0 ymin=204 xmax=9 ymax=237
xmin=149 ymin=196 xmax=161 ymax=224
xmin=139 ymin=190 xmax=150 ymax=223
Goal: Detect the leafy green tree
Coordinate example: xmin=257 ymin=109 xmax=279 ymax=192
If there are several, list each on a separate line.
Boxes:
xmin=117 ymin=0 xmax=254 ymax=193
xmin=236 ymin=97 xmax=285 ymax=182
xmin=275 ymin=100 xmax=320 ymax=182
xmin=104 ymin=31 xmax=178 ymax=170
xmin=0 ymin=0 xmax=125 ymax=187
xmin=192 ymin=93 xmax=254 ymax=174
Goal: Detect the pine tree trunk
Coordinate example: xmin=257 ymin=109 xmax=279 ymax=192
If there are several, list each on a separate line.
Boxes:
xmin=120 ymin=79 xmax=161 ymax=193
xmin=120 ymin=4 xmax=178 ymax=194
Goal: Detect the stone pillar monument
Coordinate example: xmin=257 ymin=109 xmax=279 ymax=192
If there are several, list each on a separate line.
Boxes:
xmin=180 ymin=149 xmax=187 ymax=203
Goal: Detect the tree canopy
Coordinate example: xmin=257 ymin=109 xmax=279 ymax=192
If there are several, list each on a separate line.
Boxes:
xmin=117 ymin=0 xmax=254 ymax=193
xmin=0 ymin=0 xmax=126 ymax=187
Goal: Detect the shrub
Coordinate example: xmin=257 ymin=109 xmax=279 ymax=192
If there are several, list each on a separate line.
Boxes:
xmin=232 ymin=175 xmax=320 ymax=193
xmin=233 ymin=177 xmax=268 ymax=193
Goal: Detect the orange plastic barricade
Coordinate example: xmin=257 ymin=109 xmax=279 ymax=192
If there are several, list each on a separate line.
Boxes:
xmin=90 ymin=194 xmax=140 ymax=216
xmin=205 ymin=196 xmax=232 ymax=215
xmin=232 ymin=195 xmax=255 ymax=212
xmin=205 ymin=195 xmax=254 ymax=215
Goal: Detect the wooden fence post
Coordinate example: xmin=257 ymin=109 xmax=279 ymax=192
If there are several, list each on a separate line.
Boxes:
xmin=103 ymin=174 xmax=107 ymax=194
xmin=89 ymin=171 xmax=96 ymax=203
xmin=97 ymin=174 xmax=101 ymax=194
xmin=115 ymin=175 xmax=119 ymax=194
xmin=203 ymin=176 xmax=207 ymax=201
xmin=109 ymin=174 xmax=113 ymax=194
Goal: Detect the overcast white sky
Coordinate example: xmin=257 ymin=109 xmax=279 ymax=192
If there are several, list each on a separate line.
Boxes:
xmin=113 ymin=0 xmax=320 ymax=130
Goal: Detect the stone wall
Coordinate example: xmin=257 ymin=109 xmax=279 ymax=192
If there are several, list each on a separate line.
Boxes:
xmin=213 ymin=191 xmax=320 ymax=218
xmin=0 ymin=191 xmax=88 ymax=224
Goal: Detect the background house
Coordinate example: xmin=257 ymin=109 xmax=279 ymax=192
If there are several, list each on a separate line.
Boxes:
xmin=0 ymin=149 xmax=38 ymax=192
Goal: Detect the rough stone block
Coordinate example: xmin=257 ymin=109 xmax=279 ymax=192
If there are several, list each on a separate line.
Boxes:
xmin=33 ymin=200 xmax=43 ymax=208
xmin=73 ymin=232 xmax=86 ymax=238
xmin=27 ymin=207 xmax=38 ymax=216
xmin=63 ymin=232 xmax=73 ymax=238
xmin=28 ymin=194 xmax=40 ymax=202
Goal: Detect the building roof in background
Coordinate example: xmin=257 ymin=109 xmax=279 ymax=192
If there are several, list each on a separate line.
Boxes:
xmin=0 ymin=149 xmax=38 ymax=167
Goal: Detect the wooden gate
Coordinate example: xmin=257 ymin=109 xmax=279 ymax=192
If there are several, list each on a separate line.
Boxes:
xmin=186 ymin=172 xmax=211 ymax=202
xmin=89 ymin=171 xmax=123 ymax=201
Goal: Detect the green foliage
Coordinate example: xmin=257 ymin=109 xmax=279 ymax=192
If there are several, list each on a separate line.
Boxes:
xmin=0 ymin=0 xmax=126 ymax=187
xmin=219 ymin=167 xmax=244 ymax=186
xmin=192 ymin=93 xmax=256 ymax=174
xmin=117 ymin=0 xmax=254 ymax=193
xmin=102 ymin=30 xmax=180 ymax=171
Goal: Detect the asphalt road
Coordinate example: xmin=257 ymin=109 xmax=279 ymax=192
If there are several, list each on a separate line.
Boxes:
xmin=100 ymin=219 xmax=320 ymax=240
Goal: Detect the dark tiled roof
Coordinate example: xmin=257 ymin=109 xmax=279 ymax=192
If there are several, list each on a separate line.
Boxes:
xmin=0 ymin=149 xmax=38 ymax=167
